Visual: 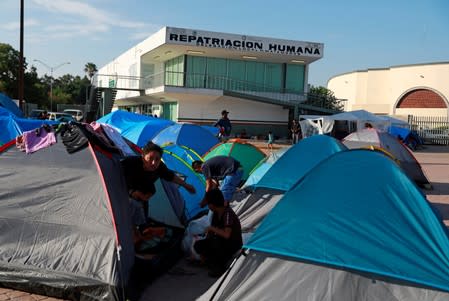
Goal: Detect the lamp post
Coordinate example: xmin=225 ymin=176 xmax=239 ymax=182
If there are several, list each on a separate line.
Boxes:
xmin=33 ymin=60 xmax=70 ymax=111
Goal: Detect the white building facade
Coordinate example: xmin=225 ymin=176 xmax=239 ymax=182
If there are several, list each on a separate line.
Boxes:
xmin=327 ymin=62 xmax=449 ymax=118
xmin=97 ymin=26 xmax=324 ymax=137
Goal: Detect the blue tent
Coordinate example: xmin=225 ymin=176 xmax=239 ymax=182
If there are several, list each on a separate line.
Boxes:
xmin=247 ymin=149 xmax=449 ymax=293
xmin=254 ymin=135 xmax=347 ymax=191
xmin=97 ymin=110 xmax=174 ymax=147
xmin=242 ymin=147 xmax=289 ymax=189
xmin=201 ymin=125 xmax=220 ymax=136
xmin=152 ymin=123 xmax=219 ymax=156
xmin=0 ymin=93 xmax=23 ymax=118
xmin=160 ymin=144 xmax=206 ymax=221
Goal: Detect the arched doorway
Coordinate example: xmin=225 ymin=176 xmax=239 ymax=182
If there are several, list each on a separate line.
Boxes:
xmin=396 ymin=88 xmax=447 ymax=109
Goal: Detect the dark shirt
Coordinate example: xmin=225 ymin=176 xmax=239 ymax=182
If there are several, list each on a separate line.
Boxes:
xmin=121 ymin=156 xmax=175 ymax=195
xmin=291 ymin=122 xmax=300 ymax=134
xmin=202 ymin=156 xmax=240 ymax=180
xmin=214 ymin=118 xmax=232 ymax=136
xmin=211 ymin=207 xmax=243 ymax=247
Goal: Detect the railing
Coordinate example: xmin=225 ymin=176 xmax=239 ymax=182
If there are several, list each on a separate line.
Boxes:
xmin=143 ymin=71 xmax=308 ymax=105
xmin=92 ymin=71 xmax=344 ymax=110
xmin=92 ymin=73 xmax=143 ymax=90
xmin=408 ymin=115 xmax=449 ymax=145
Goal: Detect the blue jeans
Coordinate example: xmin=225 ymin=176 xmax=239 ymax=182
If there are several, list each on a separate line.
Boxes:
xmin=221 ymin=168 xmax=243 ymax=201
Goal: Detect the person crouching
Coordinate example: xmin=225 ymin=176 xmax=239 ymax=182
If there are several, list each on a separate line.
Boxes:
xmin=193 ymin=188 xmax=242 ymax=277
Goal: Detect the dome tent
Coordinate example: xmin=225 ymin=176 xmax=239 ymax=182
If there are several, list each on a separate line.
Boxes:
xmin=201 ymin=150 xmax=449 ymax=301
xmin=232 ymin=135 xmax=347 ymax=233
xmin=203 ymin=139 xmax=266 ymax=181
xmin=0 ymin=135 xmax=134 ymax=300
xmin=152 ymin=123 xmax=219 ymax=156
xmin=343 ymin=128 xmax=430 ymax=188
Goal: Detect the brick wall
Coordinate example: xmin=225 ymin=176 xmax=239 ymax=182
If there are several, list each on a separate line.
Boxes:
xmin=397 ymin=89 xmax=447 ymax=108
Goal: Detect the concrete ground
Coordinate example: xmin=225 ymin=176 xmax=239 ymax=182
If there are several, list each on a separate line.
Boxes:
xmin=2 ymin=143 xmax=449 ymax=301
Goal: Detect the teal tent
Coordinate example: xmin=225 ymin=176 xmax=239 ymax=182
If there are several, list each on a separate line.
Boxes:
xmin=201 ymin=150 xmax=449 ymax=300
xmin=232 ymin=135 xmax=347 ymax=233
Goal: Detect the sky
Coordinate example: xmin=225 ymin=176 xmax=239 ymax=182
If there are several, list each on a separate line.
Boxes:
xmin=1 ymin=0 xmax=448 ymax=87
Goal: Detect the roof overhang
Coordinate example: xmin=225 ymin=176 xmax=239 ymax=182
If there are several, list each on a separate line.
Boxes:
xmin=141 ymin=27 xmax=323 ymax=65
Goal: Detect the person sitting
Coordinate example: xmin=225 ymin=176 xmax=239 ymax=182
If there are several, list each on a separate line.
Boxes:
xmin=193 ymin=188 xmax=242 ymax=277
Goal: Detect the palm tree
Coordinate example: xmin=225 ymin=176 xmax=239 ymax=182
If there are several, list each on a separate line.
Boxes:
xmin=84 ymin=62 xmax=97 ymax=81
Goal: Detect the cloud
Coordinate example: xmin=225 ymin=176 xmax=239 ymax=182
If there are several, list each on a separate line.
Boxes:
xmin=29 ymin=0 xmax=153 ymax=41
xmin=0 ymin=19 xmax=40 ymax=31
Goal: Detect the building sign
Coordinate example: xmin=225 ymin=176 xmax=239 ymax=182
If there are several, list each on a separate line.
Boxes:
xmin=166 ymin=27 xmax=323 ymax=58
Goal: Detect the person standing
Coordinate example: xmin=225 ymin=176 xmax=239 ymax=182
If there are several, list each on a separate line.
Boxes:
xmin=291 ymin=119 xmax=301 ymax=144
xmin=214 ymin=110 xmax=232 ymax=141
xmin=267 ymin=131 xmax=274 ymax=151
xmin=192 ymin=156 xmax=243 ymax=206
xmin=121 ymin=142 xmax=196 ymax=231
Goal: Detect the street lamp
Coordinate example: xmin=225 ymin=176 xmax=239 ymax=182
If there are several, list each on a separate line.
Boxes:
xmin=33 ymin=59 xmax=70 ymax=111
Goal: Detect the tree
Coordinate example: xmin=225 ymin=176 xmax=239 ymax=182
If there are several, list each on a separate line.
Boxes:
xmin=0 ymin=43 xmax=22 ymax=98
xmin=84 ymin=62 xmax=97 ymax=81
xmin=306 ymin=86 xmax=344 ymax=112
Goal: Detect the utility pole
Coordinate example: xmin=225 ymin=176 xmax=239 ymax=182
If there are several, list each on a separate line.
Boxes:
xmin=18 ymin=0 xmax=24 ymax=111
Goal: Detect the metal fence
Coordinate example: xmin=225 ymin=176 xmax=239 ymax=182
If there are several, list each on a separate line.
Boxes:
xmin=408 ymin=115 xmax=449 ymax=145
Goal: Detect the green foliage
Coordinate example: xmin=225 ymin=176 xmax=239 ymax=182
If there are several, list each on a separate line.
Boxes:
xmin=306 ymin=85 xmax=344 ymax=112
xmin=84 ymin=62 xmax=98 ymax=80
xmin=0 ymin=43 xmax=94 ymax=108
xmin=0 ymin=43 xmax=21 ymax=98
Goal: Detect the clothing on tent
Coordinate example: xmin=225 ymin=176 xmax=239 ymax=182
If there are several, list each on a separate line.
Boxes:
xmin=21 ymin=126 xmax=56 ymax=154
xmin=93 ymin=122 xmax=136 ymax=156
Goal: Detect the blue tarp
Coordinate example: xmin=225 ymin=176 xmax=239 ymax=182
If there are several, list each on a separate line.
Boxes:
xmin=0 ymin=93 xmax=23 ymax=118
xmin=254 ymin=135 xmax=347 ymax=191
xmin=247 ymin=149 xmax=449 ymax=292
xmin=0 ymin=108 xmax=56 ymax=144
xmin=388 ymin=125 xmax=423 ymax=147
xmin=152 ymin=123 xmax=219 ymax=156
xmin=97 ymin=110 xmax=174 ymax=147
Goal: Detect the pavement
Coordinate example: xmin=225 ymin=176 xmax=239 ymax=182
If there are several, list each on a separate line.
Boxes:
xmin=1 ymin=143 xmax=449 ymax=301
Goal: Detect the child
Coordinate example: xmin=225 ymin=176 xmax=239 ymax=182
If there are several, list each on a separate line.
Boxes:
xmin=267 ymin=131 xmax=274 ymax=151
xmin=193 ymin=188 xmax=242 ymax=277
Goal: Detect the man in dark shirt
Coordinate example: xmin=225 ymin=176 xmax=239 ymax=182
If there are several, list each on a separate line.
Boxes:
xmin=192 ymin=156 xmax=243 ymax=206
xmin=121 ymin=142 xmax=195 ymax=228
xmin=194 ymin=188 xmax=242 ymax=277
xmin=214 ymin=110 xmax=232 ymax=141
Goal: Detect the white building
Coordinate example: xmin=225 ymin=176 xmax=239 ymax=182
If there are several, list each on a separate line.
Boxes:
xmin=327 ymin=62 xmax=449 ymax=118
xmin=96 ymin=26 xmax=325 ymax=137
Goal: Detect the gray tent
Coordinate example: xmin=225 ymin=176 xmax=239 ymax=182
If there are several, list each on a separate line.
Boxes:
xmin=342 ymin=128 xmax=430 ymax=188
xmin=0 ymin=136 xmax=135 ymax=300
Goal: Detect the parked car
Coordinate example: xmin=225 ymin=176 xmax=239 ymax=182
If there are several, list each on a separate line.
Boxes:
xmin=29 ymin=109 xmax=45 ymax=119
xmin=63 ymin=109 xmax=84 ymax=122
xmin=47 ymin=112 xmax=74 ymax=121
